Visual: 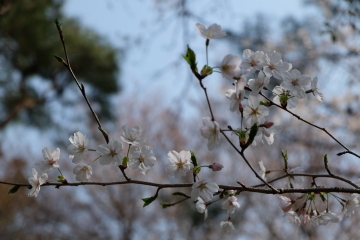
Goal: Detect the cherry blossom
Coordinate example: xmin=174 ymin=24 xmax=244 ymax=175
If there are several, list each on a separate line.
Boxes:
xmin=196 ymin=23 xmax=226 ymax=39
xmin=241 ymin=49 xmax=265 ymax=72
xmin=73 ymin=164 xmax=92 ymax=182
xmin=273 ymin=85 xmax=298 ymax=109
xmin=342 ymin=194 xmax=359 ymax=217
xmin=196 ymin=197 xmax=208 ymax=220
xmin=220 ymin=220 xmax=235 ymax=233
xmin=96 ymin=138 xmax=123 ymax=165
xmin=36 ymin=147 xmax=60 ymax=173
xmin=165 ymin=150 xmax=191 ymax=178
xmin=311 ymin=211 xmax=340 ymax=226
xmin=248 ymin=70 xmax=270 ymax=95
xmin=262 ymin=51 xmax=292 ymax=80
xmin=225 ymin=85 xmax=245 ymax=114
xmin=311 ymin=77 xmax=323 ymax=102
xmin=220 ymin=54 xmax=242 ymax=80
xmin=281 ymin=69 xmax=311 ymax=99
xmin=67 ymin=131 xmax=89 ymax=163
xmin=128 ymin=145 xmax=157 ymax=175
xmin=284 ymin=211 xmax=301 ymax=225
xmin=222 ymin=196 xmax=240 ymax=214
xmin=120 ymin=125 xmax=146 ymax=146
xmin=191 ymin=179 xmax=219 ymax=202
xmin=278 ymin=196 xmax=293 ymax=212
xmin=200 ymin=117 xmax=221 ymax=151
xmin=243 ymin=95 xmax=269 ymax=127
xmin=28 ymin=168 xmax=48 ymax=197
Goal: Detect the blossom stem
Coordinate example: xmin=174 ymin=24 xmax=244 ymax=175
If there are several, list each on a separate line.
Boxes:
xmin=57 ymin=168 xmax=63 ymax=176
xmin=260 ymin=92 xmax=360 ymax=159
xmin=206 ymin=39 xmax=209 ymax=66
xmin=89 ymin=156 xmax=102 ymax=165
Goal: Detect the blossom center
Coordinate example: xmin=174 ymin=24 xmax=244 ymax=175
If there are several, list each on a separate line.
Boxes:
xmin=48 ymin=159 xmax=56 ymax=166
xmin=78 ymin=145 xmax=86 ymax=153
xmin=198 ymin=183 xmax=208 ymax=190
xmin=110 ymin=149 xmax=118 ymax=157
xmin=139 ymin=156 xmax=147 ymax=163
xmin=176 ymin=159 xmax=186 ymax=168
xmin=81 ymin=167 xmax=89 ymax=173
xmin=250 ymin=59 xmax=257 ymax=67
xmin=269 ymin=63 xmax=276 ymax=70
xmin=291 ymin=78 xmax=300 ymax=86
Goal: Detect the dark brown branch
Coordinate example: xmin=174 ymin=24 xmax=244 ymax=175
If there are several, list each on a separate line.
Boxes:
xmin=3 ymin=180 xmax=360 ymax=194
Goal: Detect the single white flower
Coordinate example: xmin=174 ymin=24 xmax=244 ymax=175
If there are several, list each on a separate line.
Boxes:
xmin=222 ymin=196 xmax=240 ymax=214
xmin=281 ymin=69 xmax=311 ymax=99
xmin=28 ymin=168 xmax=48 ymax=197
xmin=272 ymin=85 xmax=298 ymax=109
xmin=220 ymin=54 xmax=242 ymax=80
xmin=196 ymin=23 xmax=226 ymax=39
xmin=73 ymin=164 xmax=92 ymax=181
xmin=258 ymin=161 xmax=266 ymax=181
xmin=311 ymin=77 xmax=323 ymax=102
xmin=243 ymin=95 xmax=269 ymax=127
xmin=278 ymin=196 xmax=293 ymax=212
xmin=96 ymin=138 xmax=123 ymax=165
xmin=241 ymin=49 xmax=265 ymax=72
xmin=220 ymin=220 xmax=235 ymax=233
xmin=311 ymin=211 xmax=340 ymax=226
xmin=128 ymin=146 xmax=157 ymax=175
xmin=248 ymin=70 xmax=270 ymax=95
xmin=342 ymin=194 xmax=359 ymax=217
xmin=262 ymin=51 xmax=292 ymax=80
xmin=191 ymin=179 xmax=219 ymax=202
xmin=258 ymin=124 xmax=281 ymax=145
xmin=225 ymin=87 xmax=245 ymax=113
xmin=284 ymin=211 xmax=301 ymax=225
xmin=165 ymin=150 xmax=191 ymax=178
xmin=67 ymin=131 xmax=89 ymax=164
xmin=35 ymin=147 xmax=60 ymax=173
xmin=120 ymin=125 xmax=146 ymax=146
xmin=200 ymin=117 xmax=221 ymax=151
xmin=196 ymin=197 xmax=208 ymax=220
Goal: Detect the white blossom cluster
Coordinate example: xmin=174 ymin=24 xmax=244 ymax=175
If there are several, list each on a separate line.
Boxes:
xmin=27 ymin=125 xmax=157 ymax=197
xmin=279 ymin=194 xmax=359 ymax=226
xmin=21 ymin=21 xmax=356 ymax=236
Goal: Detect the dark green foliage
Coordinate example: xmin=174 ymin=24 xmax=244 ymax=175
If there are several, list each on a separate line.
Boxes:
xmin=0 ymin=0 xmax=121 ymax=129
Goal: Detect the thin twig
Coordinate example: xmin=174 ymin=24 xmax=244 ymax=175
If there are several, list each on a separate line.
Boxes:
xmin=54 ymin=19 xmax=109 ymax=143
xmin=259 ymin=92 xmax=360 ymax=159
xmin=251 ymin=173 xmax=360 ymax=189
xmin=221 ymin=130 xmax=279 ymax=193
xmin=118 ymin=165 xmax=131 ymax=181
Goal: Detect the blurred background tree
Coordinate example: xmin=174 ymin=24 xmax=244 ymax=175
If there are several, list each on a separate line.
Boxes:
xmin=0 ymin=0 xmax=121 ymax=131
xmin=1 ymin=0 xmax=360 ymax=239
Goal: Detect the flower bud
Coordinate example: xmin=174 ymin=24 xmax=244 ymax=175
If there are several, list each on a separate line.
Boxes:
xmin=209 ymin=163 xmax=224 ymax=171
xmin=262 ymin=121 xmax=274 ymax=129
xmin=239 ymin=102 xmax=244 ymax=115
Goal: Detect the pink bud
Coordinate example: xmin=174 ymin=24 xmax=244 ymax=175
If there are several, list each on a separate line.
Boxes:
xmin=262 ymin=121 xmax=274 ymax=128
xmin=209 ymin=163 xmax=224 ymax=171
xmin=239 ymin=102 xmax=244 ymax=114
